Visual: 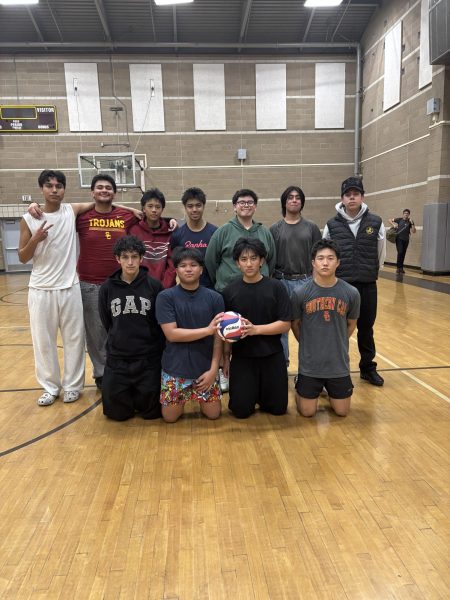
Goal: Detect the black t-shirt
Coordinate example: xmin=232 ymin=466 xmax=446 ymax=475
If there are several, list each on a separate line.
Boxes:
xmin=222 ymin=276 xmax=292 ymax=357
xmin=394 ymin=218 xmax=413 ymax=241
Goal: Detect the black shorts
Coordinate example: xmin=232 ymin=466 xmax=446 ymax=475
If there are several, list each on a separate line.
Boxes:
xmin=295 ymin=374 xmax=353 ymax=400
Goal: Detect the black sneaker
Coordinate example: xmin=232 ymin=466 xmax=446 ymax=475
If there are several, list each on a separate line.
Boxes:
xmin=94 ymin=376 xmax=103 ymax=390
xmin=360 ymin=371 xmax=384 ymax=386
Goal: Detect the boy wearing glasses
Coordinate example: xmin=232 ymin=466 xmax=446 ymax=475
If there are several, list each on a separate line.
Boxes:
xmin=205 ymin=189 xmax=276 ymax=293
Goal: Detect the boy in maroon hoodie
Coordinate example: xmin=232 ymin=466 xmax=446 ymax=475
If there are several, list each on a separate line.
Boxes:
xmin=129 ymin=188 xmax=177 ymax=288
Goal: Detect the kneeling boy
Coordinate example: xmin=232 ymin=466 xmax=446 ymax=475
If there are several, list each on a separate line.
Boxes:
xmin=98 ymin=235 xmax=164 ymax=420
xmin=222 ymin=238 xmax=292 ymax=418
xmin=291 ymin=239 xmax=360 ymax=417
xmin=155 ymin=248 xmax=224 ymax=423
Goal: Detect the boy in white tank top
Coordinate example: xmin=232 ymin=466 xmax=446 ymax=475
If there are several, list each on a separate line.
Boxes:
xmin=19 ymin=170 xmax=90 ymax=406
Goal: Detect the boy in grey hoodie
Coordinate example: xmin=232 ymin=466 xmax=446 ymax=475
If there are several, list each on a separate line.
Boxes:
xmin=323 ymin=177 xmax=386 ymax=387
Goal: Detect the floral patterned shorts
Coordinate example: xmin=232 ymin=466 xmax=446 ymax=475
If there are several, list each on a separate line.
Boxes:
xmin=160 ymin=370 xmax=222 ymax=406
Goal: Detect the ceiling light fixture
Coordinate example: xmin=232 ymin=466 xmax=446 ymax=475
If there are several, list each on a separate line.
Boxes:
xmin=0 ymin=0 xmax=39 ymax=5
xmin=304 ymin=0 xmax=343 ymax=7
xmin=154 ymin=0 xmax=193 ymax=6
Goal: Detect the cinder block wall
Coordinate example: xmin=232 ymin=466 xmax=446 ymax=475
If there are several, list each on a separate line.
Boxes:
xmin=0 ymin=0 xmax=447 ymax=271
xmin=0 ymin=53 xmax=357 ymax=271
xmin=360 ymin=0 xmax=447 ymax=268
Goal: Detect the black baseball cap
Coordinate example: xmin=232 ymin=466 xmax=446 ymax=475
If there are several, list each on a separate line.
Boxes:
xmin=341 ymin=177 xmax=364 ymax=196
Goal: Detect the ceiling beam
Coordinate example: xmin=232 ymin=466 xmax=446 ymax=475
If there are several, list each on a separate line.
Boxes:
xmin=302 ymin=9 xmax=315 ymax=43
xmin=26 ymin=7 xmax=45 ymax=43
xmin=45 ymin=0 xmax=64 ymax=41
xmin=172 ymin=6 xmax=178 ymax=43
xmin=148 ymin=0 xmax=157 ymax=42
xmin=94 ymin=0 xmax=112 ymax=42
xmin=330 ymin=0 xmax=351 ymax=42
xmin=239 ymin=0 xmax=252 ymax=43
xmin=0 ymin=41 xmax=359 ymax=50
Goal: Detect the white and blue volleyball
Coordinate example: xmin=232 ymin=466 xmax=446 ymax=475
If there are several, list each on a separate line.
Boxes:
xmin=218 ymin=311 xmax=244 ymax=342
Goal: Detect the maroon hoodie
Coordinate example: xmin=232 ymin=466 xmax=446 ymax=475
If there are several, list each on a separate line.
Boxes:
xmin=128 ymin=218 xmax=176 ymax=289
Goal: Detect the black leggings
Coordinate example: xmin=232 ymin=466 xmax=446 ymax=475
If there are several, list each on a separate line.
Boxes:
xmin=228 ymin=351 xmax=288 ymax=419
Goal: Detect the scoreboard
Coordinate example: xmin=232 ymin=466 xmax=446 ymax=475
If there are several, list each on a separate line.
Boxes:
xmin=0 ymin=105 xmax=58 ymax=132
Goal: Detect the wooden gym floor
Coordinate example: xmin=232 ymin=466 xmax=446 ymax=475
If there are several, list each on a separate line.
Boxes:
xmin=0 ymin=269 xmax=449 ymax=599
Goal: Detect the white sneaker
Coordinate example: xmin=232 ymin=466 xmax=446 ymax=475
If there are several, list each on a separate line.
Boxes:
xmin=37 ymin=392 xmax=57 ymax=406
xmin=63 ymin=391 xmax=80 ymax=403
xmin=219 ymin=369 xmax=229 ymax=393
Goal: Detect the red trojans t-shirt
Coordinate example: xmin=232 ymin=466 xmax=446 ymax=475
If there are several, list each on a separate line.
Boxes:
xmin=76 ymin=206 xmax=138 ymax=284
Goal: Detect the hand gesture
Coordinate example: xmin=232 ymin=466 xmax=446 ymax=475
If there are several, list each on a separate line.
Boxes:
xmin=169 ymin=218 xmax=178 ymax=231
xmin=33 ymin=220 xmax=53 ymax=243
xmin=28 ymin=203 xmax=44 ymax=219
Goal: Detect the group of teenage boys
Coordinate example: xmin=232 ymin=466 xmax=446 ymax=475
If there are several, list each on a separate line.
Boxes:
xmin=19 ymin=169 xmax=385 ymax=421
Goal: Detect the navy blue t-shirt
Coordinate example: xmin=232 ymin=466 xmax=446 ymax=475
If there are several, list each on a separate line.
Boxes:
xmin=156 ymin=284 xmax=224 ymax=379
xmin=171 ymin=222 xmax=217 ymax=288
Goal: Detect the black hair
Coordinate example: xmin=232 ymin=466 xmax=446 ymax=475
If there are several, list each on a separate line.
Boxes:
xmin=232 ymin=237 xmax=267 ymax=261
xmin=38 ymin=169 xmax=66 ymax=189
xmin=232 ymin=188 xmax=258 ymax=205
xmin=172 ymin=247 xmax=204 ymax=268
xmin=140 ymin=188 xmax=165 ymax=209
xmin=402 ymin=208 xmax=411 ymax=213
xmin=280 ymin=185 xmax=305 ymax=216
xmin=311 ymin=238 xmax=341 ymax=260
xmin=90 ymin=173 xmax=117 ymax=193
xmin=181 ymin=187 xmax=206 ymax=206
xmin=113 ymin=235 xmax=146 ymax=257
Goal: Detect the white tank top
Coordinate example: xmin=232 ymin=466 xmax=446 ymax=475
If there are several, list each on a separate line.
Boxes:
xmin=23 ymin=203 xmax=79 ymax=290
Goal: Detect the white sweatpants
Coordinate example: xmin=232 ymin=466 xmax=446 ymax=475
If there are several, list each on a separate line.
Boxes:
xmin=28 ymin=284 xmax=86 ymax=396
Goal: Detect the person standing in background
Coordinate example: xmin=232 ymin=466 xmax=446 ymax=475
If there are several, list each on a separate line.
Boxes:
xmin=323 ymin=176 xmax=386 ymax=387
xmin=270 ymin=185 xmax=321 ymax=366
xmin=129 ymin=188 xmax=177 ymax=288
xmin=389 ymin=209 xmax=416 ymax=274
xmin=170 ymin=187 xmax=217 ymax=288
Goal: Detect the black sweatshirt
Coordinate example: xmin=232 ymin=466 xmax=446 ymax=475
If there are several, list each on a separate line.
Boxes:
xmin=98 ymin=266 xmax=165 ymax=360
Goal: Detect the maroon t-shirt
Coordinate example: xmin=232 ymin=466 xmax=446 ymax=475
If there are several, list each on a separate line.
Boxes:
xmin=76 ymin=206 xmax=138 ymax=284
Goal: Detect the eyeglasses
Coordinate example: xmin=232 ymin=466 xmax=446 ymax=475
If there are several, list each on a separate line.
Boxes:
xmin=236 ymin=200 xmax=255 ymax=207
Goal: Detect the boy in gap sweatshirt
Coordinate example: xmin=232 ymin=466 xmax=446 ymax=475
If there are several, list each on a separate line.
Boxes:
xmin=98 ymin=235 xmax=165 ymax=421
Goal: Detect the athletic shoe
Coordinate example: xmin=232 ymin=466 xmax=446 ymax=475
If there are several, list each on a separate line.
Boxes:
xmin=219 ymin=368 xmax=229 ymax=393
xmin=37 ymin=392 xmax=57 ymax=406
xmin=360 ymin=371 xmax=384 ymax=386
xmin=63 ymin=391 xmax=80 ymax=403
xmin=94 ymin=376 xmax=103 ymax=390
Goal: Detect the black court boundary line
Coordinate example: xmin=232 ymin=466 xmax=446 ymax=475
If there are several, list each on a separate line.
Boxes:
xmin=0 ymin=285 xmax=29 ymax=305
xmin=379 ymin=270 xmax=450 ymax=294
xmin=287 ymin=364 xmax=450 ymax=377
xmin=1 ymin=364 xmax=449 ymax=456
xmin=0 ymin=399 xmax=102 ymax=458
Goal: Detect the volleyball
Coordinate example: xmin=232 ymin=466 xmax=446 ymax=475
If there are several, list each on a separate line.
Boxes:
xmin=218 ymin=311 xmax=244 ymax=342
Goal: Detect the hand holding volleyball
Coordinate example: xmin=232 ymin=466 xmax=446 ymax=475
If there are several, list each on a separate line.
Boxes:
xmin=217 ymin=311 xmax=245 ymax=342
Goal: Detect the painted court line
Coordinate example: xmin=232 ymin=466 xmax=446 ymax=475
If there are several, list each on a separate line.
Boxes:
xmin=352 ymin=339 xmax=450 ymax=404
xmin=377 ymin=352 xmax=450 ymax=403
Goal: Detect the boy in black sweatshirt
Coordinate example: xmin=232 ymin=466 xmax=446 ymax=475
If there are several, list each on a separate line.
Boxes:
xmin=98 ymin=235 xmax=164 ymax=420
